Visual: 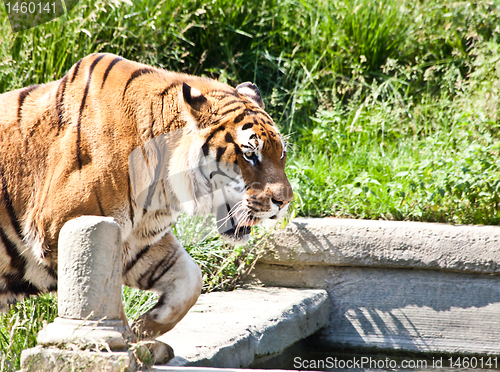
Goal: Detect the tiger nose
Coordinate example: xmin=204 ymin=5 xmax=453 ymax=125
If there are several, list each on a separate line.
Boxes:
xmin=266 ymin=177 xmax=293 ymax=208
xmin=271 ymin=198 xmax=285 ymax=208
xmin=270 ymin=186 xmax=293 ymax=209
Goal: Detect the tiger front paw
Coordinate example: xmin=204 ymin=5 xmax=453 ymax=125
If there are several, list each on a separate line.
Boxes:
xmin=133 ymin=339 xmax=175 ymax=365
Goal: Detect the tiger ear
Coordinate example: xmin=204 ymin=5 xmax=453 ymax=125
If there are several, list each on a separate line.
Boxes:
xmin=182 ymin=82 xmax=208 ymax=112
xmin=181 ymin=82 xmax=210 ymax=129
xmin=236 ymin=82 xmax=265 ymax=110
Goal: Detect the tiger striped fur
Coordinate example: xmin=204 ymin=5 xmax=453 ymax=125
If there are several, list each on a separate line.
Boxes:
xmin=0 ymin=53 xmax=293 ymax=340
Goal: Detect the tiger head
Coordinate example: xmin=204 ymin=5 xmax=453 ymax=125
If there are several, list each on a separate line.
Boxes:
xmin=170 ymin=80 xmax=293 ymax=243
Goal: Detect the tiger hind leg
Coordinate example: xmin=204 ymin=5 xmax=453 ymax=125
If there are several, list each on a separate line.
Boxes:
xmin=124 ymin=232 xmax=202 ymax=340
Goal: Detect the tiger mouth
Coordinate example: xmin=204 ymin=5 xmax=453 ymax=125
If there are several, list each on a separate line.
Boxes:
xmin=221 ymin=225 xmax=252 ymax=240
xmin=217 ymin=213 xmax=261 ymax=240
xmin=222 ymin=217 xmax=260 ymax=238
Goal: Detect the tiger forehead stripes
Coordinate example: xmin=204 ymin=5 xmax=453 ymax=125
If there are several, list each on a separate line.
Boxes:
xmin=0 ymin=53 xmax=293 ymax=344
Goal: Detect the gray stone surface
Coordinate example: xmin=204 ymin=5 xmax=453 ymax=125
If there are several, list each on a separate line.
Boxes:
xmin=37 ymin=216 xmax=131 ymax=351
xmin=37 ymin=318 xmax=131 ymax=351
xmin=157 ymin=287 xmax=329 ymax=368
xmin=261 ymin=217 xmax=500 ymax=274
xmin=58 ymin=216 xmax=123 ymax=320
xmin=251 ymin=264 xmax=500 ymax=355
xmin=248 ymin=217 xmax=500 ymax=356
xmin=20 ymin=346 xmax=135 ymax=372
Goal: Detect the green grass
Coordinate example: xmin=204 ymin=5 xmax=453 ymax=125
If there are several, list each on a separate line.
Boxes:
xmin=2 ymin=0 xmax=500 ymax=369
xmin=0 ymin=294 xmax=57 ymax=370
xmin=288 ymin=48 xmax=500 ymax=224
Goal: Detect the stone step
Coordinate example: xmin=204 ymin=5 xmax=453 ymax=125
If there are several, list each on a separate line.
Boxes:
xmin=249 ymin=218 xmax=500 ymax=356
xmin=258 ymin=217 xmax=500 ymax=274
xmin=155 ymin=287 xmax=329 ymax=369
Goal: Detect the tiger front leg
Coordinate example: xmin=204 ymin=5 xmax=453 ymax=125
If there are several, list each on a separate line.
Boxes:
xmin=124 ymin=232 xmax=202 ymax=340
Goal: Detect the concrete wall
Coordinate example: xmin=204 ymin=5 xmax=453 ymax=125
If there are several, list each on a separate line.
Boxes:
xmin=247 ymin=218 xmax=500 ymax=356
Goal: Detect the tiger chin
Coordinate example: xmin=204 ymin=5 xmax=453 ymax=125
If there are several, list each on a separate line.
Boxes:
xmin=0 ymin=53 xmax=293 ymax=348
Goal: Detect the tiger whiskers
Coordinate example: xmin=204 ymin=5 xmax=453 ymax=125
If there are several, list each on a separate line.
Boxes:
xmin=216 ymin=201 xmax=245 ymax=230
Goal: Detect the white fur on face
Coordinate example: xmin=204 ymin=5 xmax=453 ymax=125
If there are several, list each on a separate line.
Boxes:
xmin=236 ymin=126 xmax=263 ymax=165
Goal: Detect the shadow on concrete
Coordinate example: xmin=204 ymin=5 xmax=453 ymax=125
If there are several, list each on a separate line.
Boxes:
xmin=319 ymin=267 xmax=500 ymax=353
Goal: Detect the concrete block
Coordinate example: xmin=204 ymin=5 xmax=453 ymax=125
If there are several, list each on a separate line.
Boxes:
xmin=249 ymin=218 xmax=500 ymax=356
xmin=57 ymin=216 xmax=123 ymax=320
xmin=20 ymin=346 xmax=135 ymax=372
xmin=261 ymin=218 xmax=500 ymax=274
xmin=157 ymin=287 xmax=329 ymax=368
xmin=37 ymin=318 xmax=131 ymax=351
xmin=37 ymin=216 xmax=132 ymax=352
xmin=251 ymin=262 xmax=500 ymax=355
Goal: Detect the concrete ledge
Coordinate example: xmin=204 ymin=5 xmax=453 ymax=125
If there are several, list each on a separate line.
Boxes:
xmin=20 ymin=346 xmax=135 ymax=372
xmin=157 ymin=287 xmax=329 ymax=368
xmin=260 ymin=218 xmax=500 ymax=274
xmin=251 ymin=265 xmax=500 ymax=355
xmin=248 ymin=218 xmax=500 ymax=356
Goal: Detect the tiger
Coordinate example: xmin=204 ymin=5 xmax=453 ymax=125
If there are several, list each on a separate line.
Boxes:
xmin=0 ymin=53 xmax=293 ymax=345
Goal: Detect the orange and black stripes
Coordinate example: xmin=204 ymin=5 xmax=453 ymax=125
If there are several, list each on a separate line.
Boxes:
xmin=127 ymin=176 xmax=135 ymax=227
xmin=215 ymin=146 xmax=227 ymax=163
xmin=138 ymin=247 xmax=178 ymax=290
xmin=202 ymin=124 xmax=226 ymax=156
xmin=149 ymin=102 xmax=156 ymax=138
xmin=0 ymin=226 xmax=39 ymax=296
xmin=217 ymin=103 xmax=244 ymax=117
xmin=159 ymin=83 xmax=178 ymax=97
xmin=125 ymin=244 xmax=151 ymax=274
xmin=224 ymin=132 xmax=242 ymax=155
xmin=102 ymin=56 xmax=123 ymax=88
xmin=158 ymin=83 xmax=181 ymax=132
xmin=143 ymin=138 xmax=164 ymax=209
xmin=95 ymin=189 xmax=105 ymax=216
xmin=0 ymin=164 xmax=22 ymax=239
xmin=17 ymin=85 xmax=39 ymax=122
xmin=207 ymin=89 xmax=239 ymax=100
xmin=233 ymin=113 xmax=245 ymax=124
xmin=55 ymin=75 xmax=68 ymax=133
xmin=123 ymin=68 xmax=156 ymax=98
xmin=0 ymin=52 xmax=291 ymax=322
xmin=0 ymin=163 xmax=58 ymax=288
xmin=70 ymin=58 xmax=83 ymax=83
xmin=76 ymin=54 xmax=106 ymax=169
